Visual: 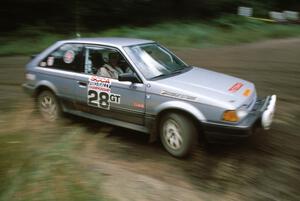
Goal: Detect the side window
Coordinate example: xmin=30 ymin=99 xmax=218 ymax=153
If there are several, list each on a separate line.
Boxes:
xmin=84 ymin=46 xmax=133 ymax=79
xmin=39 ymin=43 xmax=84 ymax=72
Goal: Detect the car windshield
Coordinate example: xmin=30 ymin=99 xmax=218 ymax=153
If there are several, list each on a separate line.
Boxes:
xmin=124 ymin=43 xmax=189 ymax=79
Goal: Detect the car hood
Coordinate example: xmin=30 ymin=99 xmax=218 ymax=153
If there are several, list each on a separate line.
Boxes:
xmin=155 ymin=67 xmax=256 ymax=109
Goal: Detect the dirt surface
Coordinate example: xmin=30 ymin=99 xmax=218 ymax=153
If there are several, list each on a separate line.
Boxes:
xmin=0 ymin=38 xmax=300 ymax=201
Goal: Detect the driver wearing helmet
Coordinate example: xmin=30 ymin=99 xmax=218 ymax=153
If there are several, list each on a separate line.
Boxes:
xmin=97 ymin=52 xmax=123 ymax=79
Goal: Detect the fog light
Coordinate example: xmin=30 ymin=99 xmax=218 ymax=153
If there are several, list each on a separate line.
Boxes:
xmin=237 ymin=110 xmax=248 ymax=119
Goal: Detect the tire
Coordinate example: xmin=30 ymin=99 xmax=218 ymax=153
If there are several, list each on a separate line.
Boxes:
xmin=160 ymin=113 xmax=197 ymax=158
xmin=37 ymin=90 xmax=61 ymax=122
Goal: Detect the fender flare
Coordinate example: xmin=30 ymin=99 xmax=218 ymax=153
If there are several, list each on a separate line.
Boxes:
xmin=155 ymin=101 xmax=206 ymax=122
xmin=34 ymin=80 xmax=59 ymax=96
xmin=148 ymin=101 xmax=206 ymax=142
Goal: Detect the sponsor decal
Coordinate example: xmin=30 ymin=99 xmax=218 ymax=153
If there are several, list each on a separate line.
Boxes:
xmin=160 ymin=90 xmax=197 ymax=101
xmin=63 ymin=50 xmax=75 ymax=64
xmin=40 ymin=61 xmax=46 ymax=67
xmin=133 ymin=102 xmax=145 ymax=109
xmin=243 ymin=89 xmax=251 ymax=96
xmin=87 ymin=76 xmax=121 ymax=110
xmin=228 ymin=82 xmax=244 ymax=93
xmin=47 ymin=56 xmax=54 ymax=66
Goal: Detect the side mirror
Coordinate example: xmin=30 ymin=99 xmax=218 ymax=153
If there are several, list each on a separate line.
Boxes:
xmin=118 ymin=73 xmax=140 ymax=83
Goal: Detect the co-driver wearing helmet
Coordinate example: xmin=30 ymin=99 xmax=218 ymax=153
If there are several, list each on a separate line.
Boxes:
xmin=97 ymin=52 xmax=128 ymax=79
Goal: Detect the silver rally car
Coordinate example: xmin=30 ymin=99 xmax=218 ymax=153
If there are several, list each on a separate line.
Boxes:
xmin=23 ymin=37 xmax=277 ymax=157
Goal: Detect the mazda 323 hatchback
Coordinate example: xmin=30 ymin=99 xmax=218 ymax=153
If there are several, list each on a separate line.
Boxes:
xmin=23 ymin=38 xmax=277 ymax=157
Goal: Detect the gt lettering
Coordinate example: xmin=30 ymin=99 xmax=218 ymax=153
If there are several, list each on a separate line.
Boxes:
xmin=110 ymin=94 xmax=121 ymax=104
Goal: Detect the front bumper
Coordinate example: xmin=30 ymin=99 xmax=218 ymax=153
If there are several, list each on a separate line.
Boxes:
xmin=203 ymin=95 xmax=277 ymax=142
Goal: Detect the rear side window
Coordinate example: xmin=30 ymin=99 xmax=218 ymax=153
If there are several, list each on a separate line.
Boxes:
xmin=39 ymin=43 xmax=84 ymax=72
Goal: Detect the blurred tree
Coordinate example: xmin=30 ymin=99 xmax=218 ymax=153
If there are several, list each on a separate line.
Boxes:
xmin=0 ymin=0 xmax=299 ymax=34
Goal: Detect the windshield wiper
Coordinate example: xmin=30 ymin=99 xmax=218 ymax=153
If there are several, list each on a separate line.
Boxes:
xmin=170 ymin=68 xmax=185 ymax=74
xmin=150 ymin=73 xmax=170 ymax=80
xmin=150 ymin=67 xmax=191 ymax=80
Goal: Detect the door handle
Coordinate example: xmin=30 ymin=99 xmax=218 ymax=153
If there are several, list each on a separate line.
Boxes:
xmin=77 ymin=81 xmax=87 ymax=87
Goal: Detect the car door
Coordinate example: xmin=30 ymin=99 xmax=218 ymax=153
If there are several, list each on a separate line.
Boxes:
xmin=109 ymin=79 xmax=146 ymax=125
xmin=74 ymin=45 xmax=146 ymax=125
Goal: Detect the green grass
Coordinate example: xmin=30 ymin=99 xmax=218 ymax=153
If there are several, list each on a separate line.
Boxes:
xmin=1 ymin=15 xmax=300 ymax=56
xmin=0 ymin=110 xmax=110 ymax=201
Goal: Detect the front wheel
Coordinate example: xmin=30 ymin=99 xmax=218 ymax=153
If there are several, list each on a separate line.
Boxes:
xmin=160 ymin=113 xmax=197 ymax=158
xmin=37 ymin=90 xmax=61 ymax=122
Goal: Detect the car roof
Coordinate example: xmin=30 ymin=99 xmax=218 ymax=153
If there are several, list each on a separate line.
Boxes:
xmin=61 ymin=37 xmax=154 ymax=48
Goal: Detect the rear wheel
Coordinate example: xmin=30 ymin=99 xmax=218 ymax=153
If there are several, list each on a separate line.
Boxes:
xmin=160 ymin=113 xmax=197 ymax=158
xmin=37 ymin=90 xmax=61 ymax=122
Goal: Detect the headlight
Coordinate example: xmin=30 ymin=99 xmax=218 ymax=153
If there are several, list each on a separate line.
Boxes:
xmin=223 ymin=109 xmax=248 ymax=122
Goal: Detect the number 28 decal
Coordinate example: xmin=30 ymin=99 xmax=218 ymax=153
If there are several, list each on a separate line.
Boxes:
xmin=88 ymin=90 xmax=121 ymax=110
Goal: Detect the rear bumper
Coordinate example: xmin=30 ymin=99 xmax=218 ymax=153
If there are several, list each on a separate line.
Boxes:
xmin=22 ymin=83 xmax=35 ymax=96
xmin=203 ymin=95 xmax=277 ymax=142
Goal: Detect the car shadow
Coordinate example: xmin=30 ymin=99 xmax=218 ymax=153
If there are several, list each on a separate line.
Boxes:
xmin=63 ymin=113 xmax=168 ymax=159
xmin=65 ymin=112 xmax=270 ymax=152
